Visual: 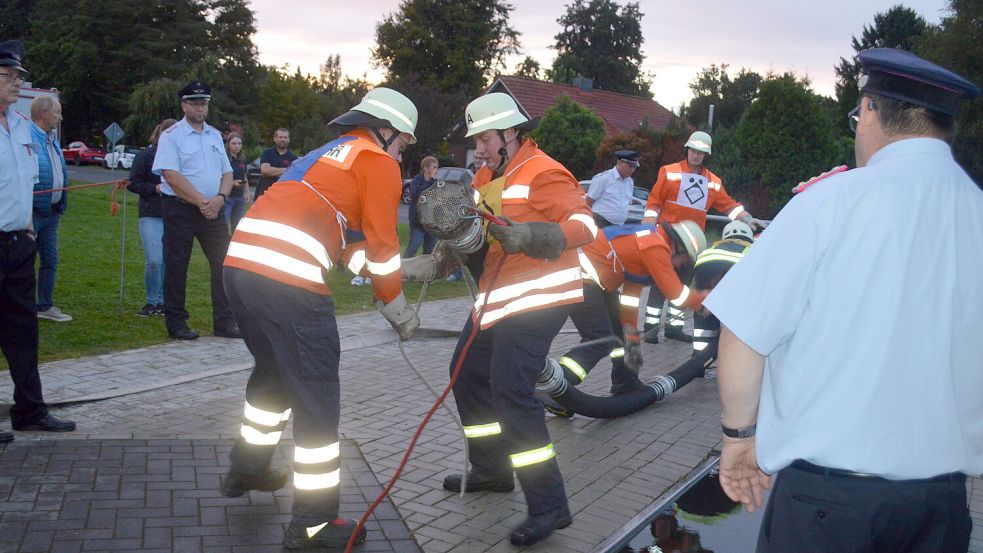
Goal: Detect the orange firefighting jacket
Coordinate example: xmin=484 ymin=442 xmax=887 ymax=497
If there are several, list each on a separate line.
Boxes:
xmin=224 ymin=129 xmax=403 ymax=303
xmin=644 ymin=160 xmax=744 ymax=229
xmin=580 ymin=225 xmax=705 ymax=328
xmin=472 ymin=139 xmax=596 ymax=328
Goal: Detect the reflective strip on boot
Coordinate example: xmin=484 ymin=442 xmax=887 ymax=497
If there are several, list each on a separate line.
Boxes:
xmin=511 ymin=443 xmax=556 ymax=468
xmin=463 ymin=422 xmax=502 ymax=439
xmin=558 ymin=356 xmax=587 ymax=382
xmin=306 ymin=522 xmax=328 ymax=538
xmin=693 ymin=340 xmax=710 ymax=351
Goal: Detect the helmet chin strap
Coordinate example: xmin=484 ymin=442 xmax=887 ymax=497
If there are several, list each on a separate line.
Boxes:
xmin=372 ymin=127 xmax=398 ymax=150
xmin=493 ymin=129 xmax=517 ymax=173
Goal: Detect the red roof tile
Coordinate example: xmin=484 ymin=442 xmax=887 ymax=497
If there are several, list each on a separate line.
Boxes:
xmin=488 ymin=76 xmax=675 ymax=136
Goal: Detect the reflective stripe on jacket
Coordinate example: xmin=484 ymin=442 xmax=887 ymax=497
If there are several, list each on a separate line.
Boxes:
xmin=224 ymin=130 xmax=403 ymax=302
xmin=473 ymin=139 xmax=596 ymax=328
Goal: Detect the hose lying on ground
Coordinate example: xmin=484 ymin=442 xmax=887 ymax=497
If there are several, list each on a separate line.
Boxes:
xmin=538 ymin=342 xmax=718 ymax=419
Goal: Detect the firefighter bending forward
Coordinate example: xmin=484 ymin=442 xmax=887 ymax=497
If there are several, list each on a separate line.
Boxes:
xmin=559 ymin=220 xmax=707 ymax=398
xmin=219 ymin=88 xmax=420 ymax=551
xmin=441 ymin=93 xmax=597 ymax=546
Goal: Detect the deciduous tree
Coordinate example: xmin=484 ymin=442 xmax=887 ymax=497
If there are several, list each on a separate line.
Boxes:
xmin=530 ymin=95 xmax=606 ymax=179
xmin=372 ymin=0 xmax=519 ymax=98
xmin=547 ymin=0 xmax=651 ymax=97
xmin=916 ymin=0 xmax=983 ymax=185
xmin=736 ymin=75 xmax=843 ymax=215
xmin=834 ymin=5 xmax=927 ymax=128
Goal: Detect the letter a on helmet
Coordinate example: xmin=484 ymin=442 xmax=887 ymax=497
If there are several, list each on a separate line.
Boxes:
xmin=465 ymin=93 xmax=531 ymax=137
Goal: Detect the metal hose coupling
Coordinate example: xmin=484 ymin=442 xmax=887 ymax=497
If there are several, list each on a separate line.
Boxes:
xmin=647 ymin=374 xmax=677 ymax=401
xmin=536 ymin=358 xmax=568 ymax=397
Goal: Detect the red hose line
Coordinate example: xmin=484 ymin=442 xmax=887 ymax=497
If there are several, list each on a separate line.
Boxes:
xmin=345 ymin=255 xmax=507 ymax=552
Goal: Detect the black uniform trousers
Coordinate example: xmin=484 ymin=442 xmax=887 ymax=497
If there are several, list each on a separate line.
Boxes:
xmin=451 ymin=305 xmax=569 ymax=516
xmin=224 ymin=267 xmax=342 ymax=527
xmin=0 ymin=231 xmax=48 ymax=426
xmin=757 ymin=461 xmax=970 ymax=553
xmin=161 ymin=196 xmax=235 ymax=333
xmin=568 ymin=282 xmax=636 ymax=388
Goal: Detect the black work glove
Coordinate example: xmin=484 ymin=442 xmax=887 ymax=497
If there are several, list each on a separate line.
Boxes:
xmin=488 ymin=217 xmax=567 ymax=259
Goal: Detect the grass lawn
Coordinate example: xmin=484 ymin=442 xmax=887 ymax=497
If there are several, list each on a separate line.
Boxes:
xmin=9 ymin=184 xmax=467 ymax=368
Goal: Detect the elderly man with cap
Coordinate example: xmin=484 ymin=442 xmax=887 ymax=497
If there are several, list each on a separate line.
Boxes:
xmin=585 ymin=149 xmax=641 ymax=228
xmin=220 ymin=87 xmax=419 ymax=550
xmin=0 ymin=40 xmax=76 ymax=443
xmin=153 ymin=80 xmax=239 ymax=340
xmin=439 ymin=92 xmax=597 ymax=547
xmin=640 ymin=130 xmax=755 ymax=344
xmin=707 ymin=48 xmax=982 ymax=552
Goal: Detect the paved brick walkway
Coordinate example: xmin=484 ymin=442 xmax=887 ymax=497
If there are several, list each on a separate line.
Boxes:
xmin=1 ymin=296 xmax=980 ymax=552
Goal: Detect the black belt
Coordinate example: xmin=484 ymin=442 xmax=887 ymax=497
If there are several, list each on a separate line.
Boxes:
xmin=790 ymin=460 xmax=965 ymax=484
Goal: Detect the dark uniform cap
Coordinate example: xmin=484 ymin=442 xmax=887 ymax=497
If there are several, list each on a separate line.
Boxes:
xmin=179 ymin=80 xmax=211 ymax=100
xmin=0 ymin=39 xmax=27 ymax=74
xmin=615 ymin=149 xmax=640 ymax=167
xmin=858 ymin=48 xmax=980 ymax=117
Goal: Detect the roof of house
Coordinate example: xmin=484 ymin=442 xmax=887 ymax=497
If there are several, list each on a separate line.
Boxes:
xmin=488 ymin=75 xmax=676 ymax=136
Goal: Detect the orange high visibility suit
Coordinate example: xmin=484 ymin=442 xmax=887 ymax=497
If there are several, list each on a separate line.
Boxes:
xmin=644 ymin=160 xmax=745 ymax=229
xmin=225 ymin=129 xmax=402 ymax=302
xmin=221 ymin=129 xmax=404 ymax=529
xmin=470 ymin=139 xmax=597 ymax=328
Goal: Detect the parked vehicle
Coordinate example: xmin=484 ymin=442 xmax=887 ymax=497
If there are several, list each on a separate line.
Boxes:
xmin=402 ymin=166 xmax=475 ymax=204
xmin=579 ymin=180 xmax=650 ymax=224
xmin=246 ymin=156 xmax=262 ymax=189
xmin=62 ymin=141 xmax=107 ymax=166
xmin=104 ymin=145 xmax=143 ymax=170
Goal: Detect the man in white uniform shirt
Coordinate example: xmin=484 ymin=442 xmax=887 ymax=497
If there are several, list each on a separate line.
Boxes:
xmin=585 ymin=150 xmax=640 ymax=228
xmin=706 ymin=48 xmax=982 ymax=552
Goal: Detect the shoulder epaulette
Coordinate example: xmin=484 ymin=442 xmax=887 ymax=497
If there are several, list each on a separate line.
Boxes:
xmin=791 ymin=165 xmax=849 ymax=194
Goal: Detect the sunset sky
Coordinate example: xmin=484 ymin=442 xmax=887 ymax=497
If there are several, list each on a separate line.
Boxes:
xmin=249 ymin=0 xmax=949 ymax=111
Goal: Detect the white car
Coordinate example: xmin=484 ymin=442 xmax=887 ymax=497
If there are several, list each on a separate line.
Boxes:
xmin=104 ymin=145 xmax=144 ymax=170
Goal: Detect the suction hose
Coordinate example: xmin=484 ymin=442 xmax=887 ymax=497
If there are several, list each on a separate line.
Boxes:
xmin=538 ymin=342 xmax=718 ymax=419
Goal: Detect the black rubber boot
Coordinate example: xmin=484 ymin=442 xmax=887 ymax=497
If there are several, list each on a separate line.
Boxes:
xmin=282 ymin=518 xmax=366 ymax=550
xmin=220 ymin=466 xmax=290 ymax=497
xmin=663 ymin=326 xmax=694 ymax=342
xmin=442 ymin=471 xmax=514 ymax=493
xmin=509 ymin=504 xmax=573 ymax=546
xmin=643 ymin=327 xmax=660 ymax=344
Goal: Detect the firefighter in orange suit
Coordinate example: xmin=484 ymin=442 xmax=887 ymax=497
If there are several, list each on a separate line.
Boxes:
xmin=640 ymin=131 xmax=756 ymax=343
xmin=560 ymin=220 xmax=707 ymax=397
xmin=219 ymin=88 xmax=420 ymax=551
xmin=440 ymin=93 xmax=597 ymax=547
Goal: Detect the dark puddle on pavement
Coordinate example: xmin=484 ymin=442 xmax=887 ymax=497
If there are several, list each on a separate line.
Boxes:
xmin=620 ymin=459 xmax=768 ymax=553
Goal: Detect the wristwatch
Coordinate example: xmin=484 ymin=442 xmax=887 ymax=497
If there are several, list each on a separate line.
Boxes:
xmin=722 ymin=422 xmax=756 ymax=438
xmin=217 ymin=192 xmax=227 ymax=201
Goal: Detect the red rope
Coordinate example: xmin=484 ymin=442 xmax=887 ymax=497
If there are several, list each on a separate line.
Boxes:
xmin=345 ymin=256 xmax=508 ymax=553
xmin=31 ymin=178 xmax=130 ymax=216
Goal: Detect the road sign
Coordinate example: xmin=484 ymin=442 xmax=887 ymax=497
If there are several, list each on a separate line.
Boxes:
xmin=104 ymin=122 xmax=125 ymax=147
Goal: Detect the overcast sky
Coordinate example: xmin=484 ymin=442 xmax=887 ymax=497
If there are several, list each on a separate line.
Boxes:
xmin=250 ymin=0 xmax=949 ymax=112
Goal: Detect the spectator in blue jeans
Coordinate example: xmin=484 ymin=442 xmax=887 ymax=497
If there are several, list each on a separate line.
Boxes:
xmin=224 ymin=132 xmax=248 ymax=230
xmin=403 ymin=156 xmax=438 ymax=257
xmin=127 ymin=118 xmax=176 ymax=317
xmin=29 ymin=96 xmax=70 ymax=322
